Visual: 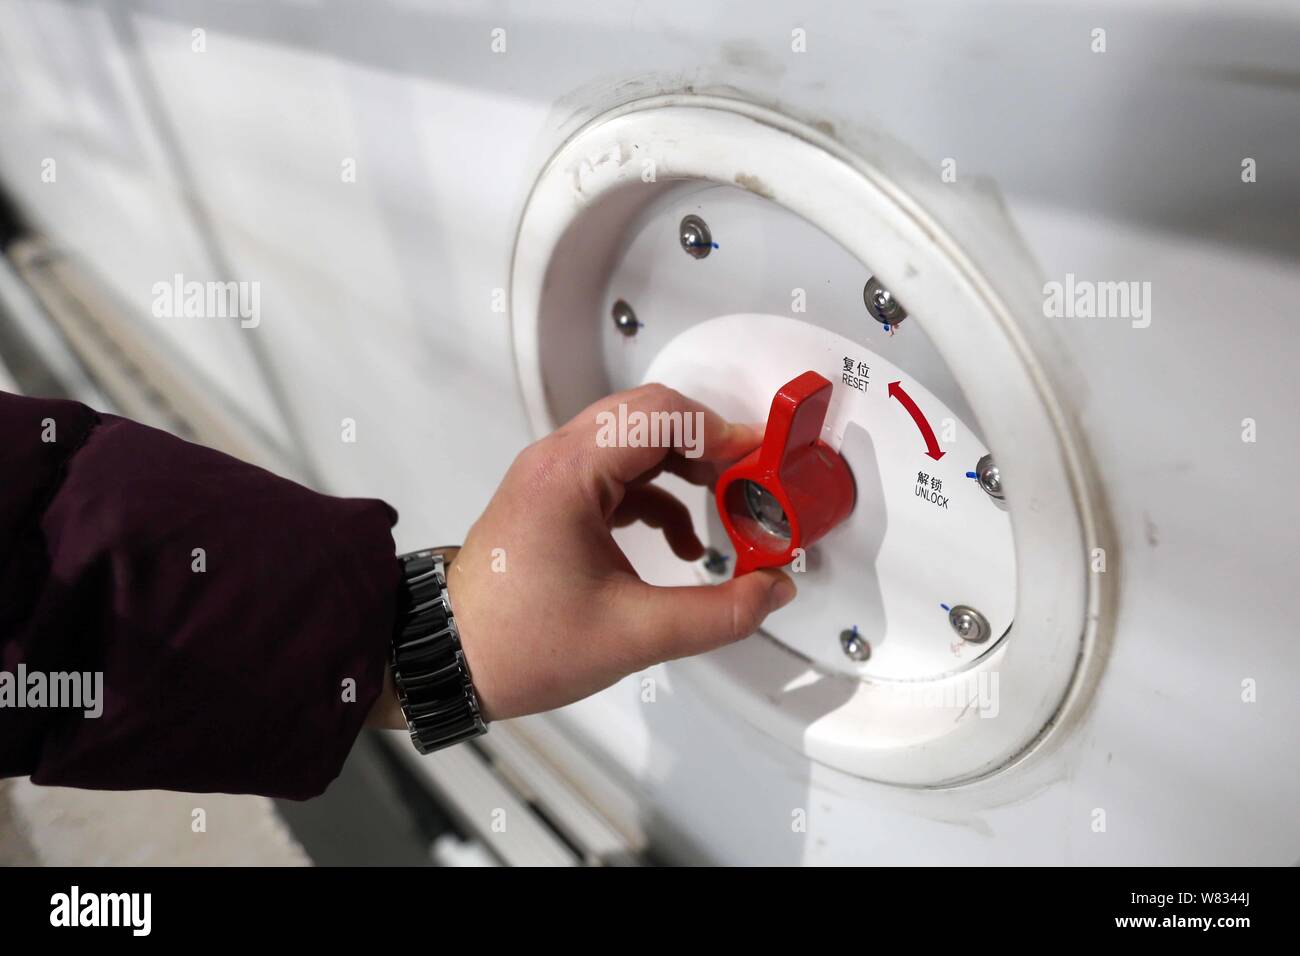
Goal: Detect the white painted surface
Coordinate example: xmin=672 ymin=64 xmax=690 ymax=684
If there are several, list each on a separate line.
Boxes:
xmin=0 ymin=0 xmax=1296 ymax=863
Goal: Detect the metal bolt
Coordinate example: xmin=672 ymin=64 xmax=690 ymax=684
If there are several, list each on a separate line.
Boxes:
xmin=702 ymin=547 xmax=730 ymax=576
xmin=743 ymin=480 xmax=791 ymax=540
xmin=679 ymin=214 xmax=713 ymax=259
xmin=948 ymin=605 xmax=991 ymax=644
xmin=975 ymin=453 xmax=1004 ymax=500
xmin=840 ymin=626 xmax=871 ymax=661
xmin=611 ymin=299 xmax=640 ymax=336
xmin=863 ymin=276 xmax=907 ymax=326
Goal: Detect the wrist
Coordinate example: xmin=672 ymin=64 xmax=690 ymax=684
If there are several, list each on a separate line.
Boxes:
xmin=440 ymin=551 xmax=496 ymax=722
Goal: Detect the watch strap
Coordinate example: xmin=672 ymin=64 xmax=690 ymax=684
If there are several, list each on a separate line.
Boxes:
xmin=390 ymin=549 xmax=487 ymax=754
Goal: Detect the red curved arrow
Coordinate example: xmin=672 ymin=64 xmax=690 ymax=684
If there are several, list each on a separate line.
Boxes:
xmin=887 ymin=381 xmax=945 ymax=461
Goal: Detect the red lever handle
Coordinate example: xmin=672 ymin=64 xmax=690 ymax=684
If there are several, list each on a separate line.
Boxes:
xmin=715 ymin=371 xmax=856 ymax=576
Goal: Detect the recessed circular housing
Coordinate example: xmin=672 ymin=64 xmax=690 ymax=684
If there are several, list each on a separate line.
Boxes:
xmin=510 ymin=95 xmax=1104 ymax=787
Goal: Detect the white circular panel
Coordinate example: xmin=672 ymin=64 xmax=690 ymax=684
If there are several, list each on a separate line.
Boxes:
xmin=642 ymin=313 xmax=1016 ymax=683
xmin=510 ymin=96 xmax=1105 ymax=786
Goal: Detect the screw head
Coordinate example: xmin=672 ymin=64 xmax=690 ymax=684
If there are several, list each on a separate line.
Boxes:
xmin=863 ymin=276 xmax=907 ymax=325
xmin=948 ymin=605 xmax=990 ymax=643
xmin=679 ymin=214 xmax=713 ymax=259
xmin=840 ymin=627 xmax=871 ymax=661
xmin=702 ymin=547 xmax=730 ymax=576
xmin=611 ymin=299 xmax=640 ymax=337
xmin=975 ymin=453 xmax=1004 ymax=500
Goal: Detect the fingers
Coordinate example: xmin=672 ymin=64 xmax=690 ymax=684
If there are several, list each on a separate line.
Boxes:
xmin=622 ymin=569 xmax=797 ymax=662
xmin=649 ymin=422 xmax=764 ymax=489
xmin=612 ymin=485 xmax=705 ymax=560
xmin=568 ymin=384 xmax=763 ymax=488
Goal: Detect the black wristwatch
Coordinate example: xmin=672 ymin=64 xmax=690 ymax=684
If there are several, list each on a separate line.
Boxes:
xmin=389 ymin=549 xmax=487 ymax=754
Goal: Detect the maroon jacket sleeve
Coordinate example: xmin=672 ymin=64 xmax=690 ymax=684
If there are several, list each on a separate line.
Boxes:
xmin=0 ymin=391 xmax=401 ymax=799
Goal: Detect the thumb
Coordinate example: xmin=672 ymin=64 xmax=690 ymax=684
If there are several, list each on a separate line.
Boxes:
xmin=626 ymin=569 xmax=797 ymax=662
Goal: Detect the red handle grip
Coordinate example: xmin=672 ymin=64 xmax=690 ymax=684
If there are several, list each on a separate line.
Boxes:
xmin=715 ymin=371 xmax=856 ymax=576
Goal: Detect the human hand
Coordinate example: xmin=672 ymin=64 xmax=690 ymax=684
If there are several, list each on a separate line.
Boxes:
xmin=441 ymin=384 xmax=796 ymax=723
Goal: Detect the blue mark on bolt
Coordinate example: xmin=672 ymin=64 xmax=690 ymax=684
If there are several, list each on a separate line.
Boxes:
xmin=965 ymin=471 xmax=978 ymax=479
